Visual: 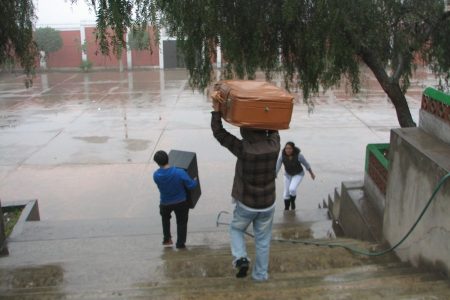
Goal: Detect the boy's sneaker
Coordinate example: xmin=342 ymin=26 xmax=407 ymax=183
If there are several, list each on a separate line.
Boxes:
xmin=235 ymin=257 xmax=249 ymax=278
xmin=176 ymin=244 xmax=186 ymax=249
xmin=162 ymin=239 xmax=173 ymax=247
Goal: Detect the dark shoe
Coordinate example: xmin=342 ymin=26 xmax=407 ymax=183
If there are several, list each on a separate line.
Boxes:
xmin=290 ymin=196 xmax=296 ymax=210
xmin=284 ymin=199 xmax=290 ymax=210
xmin=162 ymin=239 xmax=173 ymax=247
xmin=235 ymin=257 xmax=249 ymax=278
xmin=176 ymin=244 xmax=186 ymax=249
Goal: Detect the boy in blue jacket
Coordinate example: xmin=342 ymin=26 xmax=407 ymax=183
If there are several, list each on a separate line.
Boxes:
xmin=153 ymin=150 xmax=198 ymax=248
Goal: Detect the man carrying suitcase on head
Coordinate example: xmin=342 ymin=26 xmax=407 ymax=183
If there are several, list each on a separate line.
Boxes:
xmin=211 ymin=99 xmax=280 ymax=281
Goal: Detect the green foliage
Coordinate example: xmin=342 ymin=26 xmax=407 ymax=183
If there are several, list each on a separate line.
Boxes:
xmin=81 ymin=0 xmax=450 ymax=126
xmin=3 ymin=207 xmax=22 ymax=237
xmin=34 ymin=27 xmax=63 ymax=61
xmin=427 ymin=10 xmax=450 ymax=92
xmin=84 ymin=0 xmax=161 ymax=59
xmin=0 ymin=0 xmax=37 ymax=77
xmin=84 ymin=1 xmax=449 ymax=89
xmin=80 ymin=59 xmax=93 ymax=72
xmin=127 ymin=27 xmax=151 ymax=51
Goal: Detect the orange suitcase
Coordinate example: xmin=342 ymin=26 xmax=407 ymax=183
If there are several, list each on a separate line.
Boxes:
xmin=212 ymin=80 xmax=294 ymax=130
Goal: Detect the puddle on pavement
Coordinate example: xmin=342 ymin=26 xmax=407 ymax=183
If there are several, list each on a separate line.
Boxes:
xmin=125 ymin=138 xmax=151 ymax=151
xmin=0 ymin=264 xmax=64 ymax=289
xmin=73 ymin=136 xmax=110 ymax=144
xmin=158 ymin=247 xmax=231 ymax=279
xmin=273 ymin=226 xmax=313 ymax=240
xmin=322 ymin=265 xmax=382 ymax=283
xmin=0 ymin=115 xmax=19 ymax=129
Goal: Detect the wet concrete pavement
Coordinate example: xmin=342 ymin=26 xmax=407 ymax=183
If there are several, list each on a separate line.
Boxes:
xmin=2 ymin=68 xmax=449 ymax=299
xmin=0 ymin=68 xmax=437 ymax=223
xmin=2 ymin=225 xmax=450 ymax=299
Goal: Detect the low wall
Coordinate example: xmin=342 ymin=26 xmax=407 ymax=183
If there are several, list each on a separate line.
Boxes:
xmin=364 ymin=143 xmax=389 ymax=216
xmin=420 ymin=87 xmax=450 ymax=145
xmin=384 ymin=128 xmax=450 ymax=275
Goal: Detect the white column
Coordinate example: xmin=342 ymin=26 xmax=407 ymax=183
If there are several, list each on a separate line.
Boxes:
xmin=216 ymin=44 xmax=222 ymax=68
xmin=41 ymin=73 xmax=49 ymax=90
xmin=83 ymin=74 xmax=90 ymax=101
xmin=39 ymin=51 xmax=47 ymax=70
xmin=159 ymin=28 xmax=165 ymax=69
xmin=278 ymin=47 xmax=282 ymax=67
xmin=128 ymin=72 xmax=134 ymax=90
xmin=160 ymin=69 xmax=165 ymax=91
xmin=80 ymin=24 xmax=87 ymax=62
xmin=126 ymin=30 xmax=132 ymax=70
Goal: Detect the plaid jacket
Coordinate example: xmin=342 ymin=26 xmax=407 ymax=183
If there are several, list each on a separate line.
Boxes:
xmin=211 ymin=112 xmax=280 ymax=209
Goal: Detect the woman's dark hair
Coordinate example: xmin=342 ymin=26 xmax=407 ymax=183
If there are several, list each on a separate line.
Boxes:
xmin=283 ymin=141 xmax=300 ymax=156
xmin=153 ymin=150 xmax=169 ymax=166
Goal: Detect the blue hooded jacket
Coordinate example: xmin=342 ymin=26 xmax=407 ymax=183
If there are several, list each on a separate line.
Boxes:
xmin=153 ymin=167 xmax=198 ymax=205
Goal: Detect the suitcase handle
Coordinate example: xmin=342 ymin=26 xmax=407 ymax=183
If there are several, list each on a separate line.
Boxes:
xmin=213 ymin=83 xmax=233 ymax=115
xmin=222 ymin=86 xmax=232 ymax=115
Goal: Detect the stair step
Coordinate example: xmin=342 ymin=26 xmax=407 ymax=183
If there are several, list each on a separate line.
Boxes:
xmin=137 ymin=271 xmax=449 ymax=299
xmin=2 ymin=210 xmax=449 ymax=299
xmin=8 ymin=216 xmax=225 ymax=242
xmin=338 ymin=181 xmax=383 ymax=242
xmin=10 ymin=209 xmax=331 ymax=242
xmin=2 ymin=263 xmax=447 ymax=299
xmin=0 ymin=240 xmax=400 ymax=294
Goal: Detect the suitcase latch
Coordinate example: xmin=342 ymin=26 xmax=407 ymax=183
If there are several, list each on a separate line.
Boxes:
xmin=264 ymin=106 xmax=270 ymax=112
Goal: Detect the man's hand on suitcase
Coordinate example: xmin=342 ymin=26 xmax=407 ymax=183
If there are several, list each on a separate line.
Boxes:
xmin=211 ymin=91 xmax=224 ymax=112
xmin=212 ymin=99 xmax=220 ymax=112
xmin=212 ymin=98 xmax=223 ymax=112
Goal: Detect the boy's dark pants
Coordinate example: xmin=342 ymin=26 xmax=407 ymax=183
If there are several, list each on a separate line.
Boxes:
xmin=159 ymin=201 xmax=189 ymax=247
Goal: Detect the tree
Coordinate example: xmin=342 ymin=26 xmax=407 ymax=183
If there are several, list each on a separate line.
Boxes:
xmin=83 ymin=0 xmax=450 ymax=127
xmin=128 ymin=27 xmax=151 ymax=51
xmin=34 ymin=27 xmax=63 ymax=65
xmin=0 ymin=0 xmax=37 ymax=85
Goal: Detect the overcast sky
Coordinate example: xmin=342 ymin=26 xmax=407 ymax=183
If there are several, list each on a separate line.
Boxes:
xmin=36 ymin=0 xmax=96 ymax=27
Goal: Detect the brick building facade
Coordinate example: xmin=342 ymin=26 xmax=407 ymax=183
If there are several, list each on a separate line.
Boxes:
xmin=39 ymin=24 xmax=160 ymax=70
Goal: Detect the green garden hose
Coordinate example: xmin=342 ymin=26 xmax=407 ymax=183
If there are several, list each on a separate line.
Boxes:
xmin=216 ymin=172 xmax=450 ymax=257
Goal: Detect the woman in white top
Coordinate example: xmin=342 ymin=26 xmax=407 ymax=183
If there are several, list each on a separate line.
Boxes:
xmin=276 ymin=142 xmax=316 ymax=210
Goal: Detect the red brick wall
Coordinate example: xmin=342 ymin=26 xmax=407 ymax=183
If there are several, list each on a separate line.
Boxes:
xmin=130 ymin=27 xmax=159 ymax=67
xmin=33 ymin=26 xmax=163 ymax=69
xmin=46 ymin=30 xmax=82 ymax=68
xmin=131 ymin=49 xmax=159 ymax=67
xmin=85 ymin=27 xmax=127 ymax=68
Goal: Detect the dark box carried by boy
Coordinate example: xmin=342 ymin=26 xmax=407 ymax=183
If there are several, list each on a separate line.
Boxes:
xmin=168 ymin=150 xmax=201 ymax=209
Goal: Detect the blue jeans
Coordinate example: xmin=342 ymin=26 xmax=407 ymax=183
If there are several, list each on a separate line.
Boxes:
xmin=230 ymin=203 xmax=275 ymax=281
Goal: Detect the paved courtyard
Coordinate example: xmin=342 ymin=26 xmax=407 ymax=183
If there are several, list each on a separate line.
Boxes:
xmin=0 ymin=68 xmax=437 ymax=226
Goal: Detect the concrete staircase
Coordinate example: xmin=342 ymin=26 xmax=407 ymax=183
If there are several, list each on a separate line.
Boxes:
xmin=1 ymin=209 xmax=450 ymax=299
xmin=323 ymin=88 xmax=450 ymax=277
xmin=325 ymin=181 xmax=384 ymax=242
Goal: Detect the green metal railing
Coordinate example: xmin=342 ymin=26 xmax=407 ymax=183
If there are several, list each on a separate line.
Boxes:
xmin=423 ymin=87 xmax=450 ymax=106
xmin=422 ymin=87 xmax=450 ymax=124
xmin=365 ymin=143 xmax=389 ymax=172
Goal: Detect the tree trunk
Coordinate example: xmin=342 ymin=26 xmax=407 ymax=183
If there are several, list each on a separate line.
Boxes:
xmin=381 ymin=82 xmax=417 ymax=128
xmin=360 ymin=49 xmax=417 ymax=128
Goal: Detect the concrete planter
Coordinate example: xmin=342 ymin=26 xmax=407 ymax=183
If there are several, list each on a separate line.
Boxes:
xmin=0 ymin=200 xmax=40 ymax=255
